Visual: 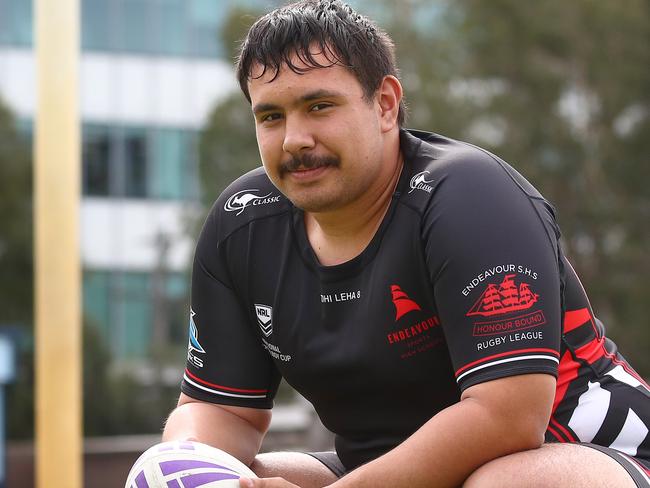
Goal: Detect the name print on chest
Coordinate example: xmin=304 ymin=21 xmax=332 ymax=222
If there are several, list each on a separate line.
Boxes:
xmin=321 ymin=290 xmax=361 ymax=303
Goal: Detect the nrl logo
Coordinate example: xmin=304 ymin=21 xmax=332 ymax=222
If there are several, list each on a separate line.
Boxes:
xmin=224 ymin=189 xmax=281 ymax=216
xmin=408 ymin=171 xmax=434 ymax=194
xmin=255 ymin=304 xmax=273 ymax=337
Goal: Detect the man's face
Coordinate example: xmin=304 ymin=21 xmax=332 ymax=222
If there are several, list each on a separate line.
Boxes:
xmin=248 ymin=52 xmax=389 ymax=213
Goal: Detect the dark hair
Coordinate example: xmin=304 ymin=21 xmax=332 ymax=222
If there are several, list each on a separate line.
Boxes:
xmin=236 ymin=0 xmax=406 ymax=126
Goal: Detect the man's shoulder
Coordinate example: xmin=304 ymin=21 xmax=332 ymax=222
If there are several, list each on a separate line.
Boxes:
xmin=399 ymin=129 xmax=546 ymax=213
xmin=208 ymin=167 xmax=291 ymax=239
xmin=402 ymin=128 xmax=514 ymax=182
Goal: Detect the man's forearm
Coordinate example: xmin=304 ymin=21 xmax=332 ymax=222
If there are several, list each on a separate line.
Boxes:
xmin=163 ymin=400 xmax=269 ymax=466
xmin=331 ymin=396 xmax=544 ymax=488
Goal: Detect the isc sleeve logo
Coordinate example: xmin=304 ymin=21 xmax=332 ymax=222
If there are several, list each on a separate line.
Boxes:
xmin=224 ymin=189 xmax=281 ymax=216
xmin=254 ymin=304 xmax=273 ymax=337
xmin=408 ymin=171 xmax=434 ymax=194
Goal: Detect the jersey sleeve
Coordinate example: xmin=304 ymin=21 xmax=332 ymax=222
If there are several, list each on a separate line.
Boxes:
xmin=422 ymin=149 xmax=562 ymax=391
xmin=180 ymin=204 xmax=281 ymax=408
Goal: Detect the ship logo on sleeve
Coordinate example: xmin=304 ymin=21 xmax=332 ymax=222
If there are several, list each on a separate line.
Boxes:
xmin=466 ymin=274 xmax=539 ymax=317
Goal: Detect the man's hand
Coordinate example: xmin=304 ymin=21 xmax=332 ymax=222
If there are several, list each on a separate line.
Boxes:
xmin=240 ymin=477 xmax=302 ymax=488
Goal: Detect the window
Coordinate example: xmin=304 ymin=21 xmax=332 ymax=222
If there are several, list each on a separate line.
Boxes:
xmin=123 ymin=128 xmax=148 ymax=198
xmin=81 ymin=0 xmax=113 ymax=52
xmin=82 ymin=124 xmax=198 ymax=200
xmin=84 ymin=270 xmax=111 ymax=339
xmin=83 ymin=270 xmax=189 ymax=359
xmin=121 ymin=0 xmax=154 ymax=54
xmin=0 ymin=0 xmax=33 ymax=46
xmin=188 ymin=0 xmax=224 ymax=58
xmin=150 ymin=128 xmax=197 ymax=200
xmin=83 ymin=125 xmax=111 ymax=196
xmin=118 ymin=272 xmax=152 ymax=357
xmin=159 ymin=0 xmax=189 ymax=57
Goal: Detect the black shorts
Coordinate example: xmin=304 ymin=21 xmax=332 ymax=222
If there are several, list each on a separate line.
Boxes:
xmin=306 ymin=451 xmax=348 ymax=478
xmin=583 ymin=444 xmax=649 ymax=488
xmin=308 ymin=445 xmax=650 ymax=487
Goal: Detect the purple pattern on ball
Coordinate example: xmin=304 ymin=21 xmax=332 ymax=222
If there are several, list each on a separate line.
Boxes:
xmin=158 ymin=443 xmax=175 ymax=452
xmin=179 ymin=472 xmax=240 ymax=487
xmin=160 ymin=460 xmax=238 ymax=476
xmin=179 ymin=442 xmax=196 ymax=450
xmin=134 ymin=469 xmax=150 ymax=488
xmin=166 ymin=480 xmax=182 ymax=488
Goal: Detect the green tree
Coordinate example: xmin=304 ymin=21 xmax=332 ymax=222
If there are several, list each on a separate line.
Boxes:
xmin=448 ymin=0 xmax=650 ymax=375
xmin=0 ymin=98 xmax=32 ymax=327
xmin=0 ymin=97 xmax=34 ymax=438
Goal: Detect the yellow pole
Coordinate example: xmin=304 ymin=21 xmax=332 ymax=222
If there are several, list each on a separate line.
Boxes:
xmin=34 ymin=0 xmax=82 ymax=485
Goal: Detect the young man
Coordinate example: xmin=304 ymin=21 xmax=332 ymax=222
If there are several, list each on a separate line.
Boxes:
xmin=162 ymin=1 xmax=650 ymax=486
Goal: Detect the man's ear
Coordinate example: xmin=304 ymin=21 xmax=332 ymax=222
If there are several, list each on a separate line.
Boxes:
xmin=376 ymin=75 xmax=403 ymax=132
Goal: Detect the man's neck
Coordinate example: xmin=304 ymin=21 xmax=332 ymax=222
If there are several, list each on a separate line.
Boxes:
xmin=304 ymin=152 xmax=403 ymax=267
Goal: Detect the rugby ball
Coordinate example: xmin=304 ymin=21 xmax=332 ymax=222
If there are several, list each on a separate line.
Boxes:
xmin=125 ymin=440 xmax=257 ymax=487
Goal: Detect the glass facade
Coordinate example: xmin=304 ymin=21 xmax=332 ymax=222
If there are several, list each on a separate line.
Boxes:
xmin=84 ymin=270 xmax=188 ymax=358
xmin=82 ymin=124 xmax=199 ymax=201
xmin=0 ymin=0 xmax=32 ymax=46
xmin=0 ymin=0 xmax=274 ymax=58
xmin=80 ymin=0 xmax=212 ymax=57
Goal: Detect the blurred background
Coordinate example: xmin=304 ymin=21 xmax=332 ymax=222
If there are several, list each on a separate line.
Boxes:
xmin=0 ymin=0 xmax=648 ymax=486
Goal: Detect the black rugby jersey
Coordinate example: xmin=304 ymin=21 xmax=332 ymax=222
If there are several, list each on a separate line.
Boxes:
xmin=181 ymin=129 xmax=650 ymax=473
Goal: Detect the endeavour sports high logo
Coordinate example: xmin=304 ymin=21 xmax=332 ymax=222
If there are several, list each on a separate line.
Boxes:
xmin=386 ymin=284 xmax=442 ymax=355
xmin=187 ymin=309 xmax=205 ymax=368
xmin=466 ymin=274 xmax=539 ymax=317
xmin=391 ymin=284 xmax=422 ymax=321
xmin=255 ymin=304 xmax=273 ymax=337
xmin=408 ymin=171 xmax=434 ymax=194
xmin=224 ymin=189 xmax=281 ymax=216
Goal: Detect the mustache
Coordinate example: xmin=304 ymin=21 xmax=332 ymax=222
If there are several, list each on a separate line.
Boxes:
xmin=279 ymin=153 xmax=340 ymax=177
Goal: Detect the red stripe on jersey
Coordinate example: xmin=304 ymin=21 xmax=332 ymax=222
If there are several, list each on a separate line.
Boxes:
xmin=455 ymin=348 xmax=559 ymax=377
xmin=573 ymin=337 xmax=650 ymax=391
xmin=625 ymin=455 xmax=650 ymax=476
xmin=574 ymin=337 xmax=607 ymax=364
xmin=633 ymin=458 xmax=650 ymax=476
xmin=563 ymin=308 xmax=591 ymax=333
xmin=553 ymin=350 xmax=581 ymax=413
xmin=601 ymin=346 xmax=650 ymax=391
xmin=549 ymin=416 xmax=576 ymax=443
xmin=184 ymin=369 xmax=268 ymax=394
xmin=545 ymin=424 xmax=564 ymax=442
